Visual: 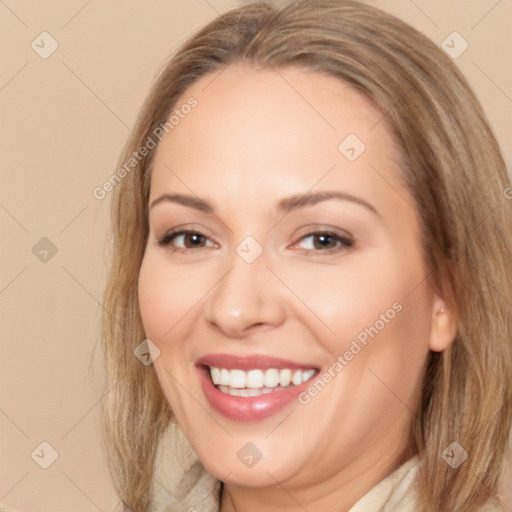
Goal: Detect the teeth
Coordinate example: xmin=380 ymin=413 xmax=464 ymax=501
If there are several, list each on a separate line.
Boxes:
xmin=279 ymin=369 xmax=292 ymax=387
xmin=230 ymin=369 xmax=246 ymax=389
xmin=264 ymin=368 xmax=280 ymax=388
xmin=291 ymin=370 xmax=303 ymax=386
xmin=208 ymin=366 xmax=316 ymax=393
xmin=210 ymin=367 xmax=220 ymax=385
xmin=219 ymin=368 xmax=230 ymax=386
xmin=246 ymin=369 xmax=264 ymax=388
xmin=218 ymin=386 xmax=262 ymax=397
xmin=302 ymin=369 xmax=316 ymax=382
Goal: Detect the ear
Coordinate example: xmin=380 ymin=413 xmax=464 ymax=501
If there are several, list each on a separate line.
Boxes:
xmin=428 ymin=294 xmax=457 ymax=352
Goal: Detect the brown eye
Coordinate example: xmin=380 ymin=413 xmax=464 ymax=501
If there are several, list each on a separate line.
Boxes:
xmin=181 ymin=233 xmax=208 ymax=248
xmin=312 ymin=233 xmax=339 ymax=250
xmin=295 ymin=231 xmax=353 ymax=251
xmin=158 ymin=230 xmax=215 ymax=249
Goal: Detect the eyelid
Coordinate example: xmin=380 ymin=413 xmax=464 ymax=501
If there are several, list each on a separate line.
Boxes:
xmin=156 ymin=226 xmax=218 ymax=249
xmin=156 ymin=225 xmax=354 ymax=253
xmin=290 ymin=225 xmax=354 ymax=243
xmin=288 ymin=227 xmax=355 ymax=252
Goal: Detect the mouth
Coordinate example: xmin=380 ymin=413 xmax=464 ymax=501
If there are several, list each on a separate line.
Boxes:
xmin=196 ymin=354 xmax=319 ymax=421
xmin=208 ymin=366 xmax=317 ymax=396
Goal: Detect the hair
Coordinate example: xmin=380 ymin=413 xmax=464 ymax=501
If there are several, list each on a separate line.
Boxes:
xmin=100 ymin=1 xmax=512 ymax=511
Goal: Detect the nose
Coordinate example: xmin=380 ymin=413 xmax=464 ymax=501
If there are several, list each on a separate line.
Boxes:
xmin=203 ymin=252 xmax=287 ymax=338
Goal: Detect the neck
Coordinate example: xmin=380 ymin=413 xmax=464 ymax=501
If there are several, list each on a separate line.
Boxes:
xmin=219 ymin=448 xmax=413 ymax=512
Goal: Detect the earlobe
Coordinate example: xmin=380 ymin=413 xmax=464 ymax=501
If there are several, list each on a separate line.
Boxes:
xmin=428 ymin=298 xmax=458 ymax=352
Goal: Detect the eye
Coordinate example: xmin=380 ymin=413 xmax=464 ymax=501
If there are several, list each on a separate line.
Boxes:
xmin=158 ymin=229 xmax=216 ymax=250
xmin=292 ymin=230 xmax=354 ymax=252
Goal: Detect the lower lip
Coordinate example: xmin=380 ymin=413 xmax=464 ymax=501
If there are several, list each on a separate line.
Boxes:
xmin=197 ymin=367 xmax=313 ymax=422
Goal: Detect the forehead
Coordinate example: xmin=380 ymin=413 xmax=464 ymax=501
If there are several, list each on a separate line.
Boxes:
xmin=150 ymin=64 xmax=404 ymax=210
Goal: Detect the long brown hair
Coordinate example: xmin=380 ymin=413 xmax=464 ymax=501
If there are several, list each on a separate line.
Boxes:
xmin=100 ymin=1 xmax=512 ymax=510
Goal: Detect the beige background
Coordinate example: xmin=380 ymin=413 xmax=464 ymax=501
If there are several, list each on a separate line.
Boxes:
xmin=1 ymin=1 xmax=511 ymax=511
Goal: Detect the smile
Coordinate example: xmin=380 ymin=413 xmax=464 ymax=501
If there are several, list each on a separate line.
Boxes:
xmin=209 ymin=367 xmax=317 ymax=396
xmin=196 ymin=354 xmax=319 ymax=421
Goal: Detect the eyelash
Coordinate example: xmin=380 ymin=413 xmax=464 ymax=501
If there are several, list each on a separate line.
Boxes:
xmin=291 ymin=230 xmax=354 ymax=252
xmin=157 ymin=230 xmax=215 ymax=251
xmin=157 ymin=229 xmax=354 ymax=253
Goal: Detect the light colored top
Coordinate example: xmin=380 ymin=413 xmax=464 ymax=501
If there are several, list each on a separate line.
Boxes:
xmin=1 ymin=423 xmax=508 ymax=512
xmin=150 ymin=423 xmax=510 ymax=512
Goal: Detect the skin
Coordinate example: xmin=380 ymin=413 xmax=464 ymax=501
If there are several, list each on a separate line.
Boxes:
xmin=138 ymin=64 xmax=456 ymax=511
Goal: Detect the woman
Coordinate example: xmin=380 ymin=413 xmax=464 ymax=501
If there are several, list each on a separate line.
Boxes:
xmin=100 ymin=1 xmax=512 ymax=511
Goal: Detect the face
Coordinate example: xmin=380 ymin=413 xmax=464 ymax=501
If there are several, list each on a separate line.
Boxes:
xmin=138 ymin=65 xmax=452 ymax=495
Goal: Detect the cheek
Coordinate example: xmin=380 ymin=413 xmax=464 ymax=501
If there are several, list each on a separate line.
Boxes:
xmin=138 ymin=250 xmax=214 ymax=341
xmin=278 ymin=247 xmax=430 ymax=343
xmin=137 ymin=253 xmax=203 ymax=416
xmin=138 ymin=256 xmax=168 ymax=339
xmin=138 ymin=253 xmax=192 ymax=343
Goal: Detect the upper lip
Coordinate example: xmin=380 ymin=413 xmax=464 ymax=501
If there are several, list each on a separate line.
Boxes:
xmin=196 ymin=354 xmax=318 ymax=371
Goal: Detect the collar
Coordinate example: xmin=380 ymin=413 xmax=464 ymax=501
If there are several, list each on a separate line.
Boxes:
xmin=151 ymin=424 xmax=420 ymax=512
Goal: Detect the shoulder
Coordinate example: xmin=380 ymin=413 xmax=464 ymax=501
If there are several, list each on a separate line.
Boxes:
xmin=150 ymin=427 xmax=511 ymax=512
xmin=349 ymin=456 xmax=420 ymax=512
xmin=349 ymin=456 xmax=511 ymax=512
xmin=151 ymin=423 xmax=220 ymax=512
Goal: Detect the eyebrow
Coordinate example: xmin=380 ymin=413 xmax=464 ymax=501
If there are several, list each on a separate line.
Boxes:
xmin=150 ymin=193 xmax=213 ymax=212
xmin=278 ymin=191 xmax=379 ymax=216
xmin=149 ymin=191 xmax=379 ymax=216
